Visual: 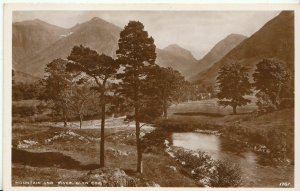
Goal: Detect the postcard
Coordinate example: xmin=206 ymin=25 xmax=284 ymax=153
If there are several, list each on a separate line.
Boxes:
xmin=3 ymin=3 xmax=299 ymax=191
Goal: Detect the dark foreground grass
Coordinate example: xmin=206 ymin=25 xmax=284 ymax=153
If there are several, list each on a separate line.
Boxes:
xmin=12 ymin=123 xmax=197 ymax=187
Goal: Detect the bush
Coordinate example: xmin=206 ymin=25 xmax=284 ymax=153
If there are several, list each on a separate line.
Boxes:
xmin=172 ymin=148 xmax=242 ymax=187
xmin=12 ymin=82 xmax=42 ymax=101
xmin=210 ymin=160 xmax=242 ymax=187
xmin=12 ymin=105 xmax=37 ymax=117
xmin=256 ymin=92 xmax=277 ymax=113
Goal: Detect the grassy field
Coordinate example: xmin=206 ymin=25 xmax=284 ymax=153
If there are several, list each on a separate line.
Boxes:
xmin=166 ymin=98 xmax=292 ymax=129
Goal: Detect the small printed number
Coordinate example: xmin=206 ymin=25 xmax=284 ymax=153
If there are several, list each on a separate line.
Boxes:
xmin=279 ymin=182 xmax=291 ymax=187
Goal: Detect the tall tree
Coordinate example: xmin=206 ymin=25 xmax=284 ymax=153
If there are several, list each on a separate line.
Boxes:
xmin=116 ymin=21 xmax=156 ymax=173
xmin=253 ymin=59 xmax=292 ymax=111
xmin=67 ymin=45 xmax=119 ymax=167
xmin=216 ymin=62 xmax=252 ymax=114
xmin=41 ymin=58 xmax=75 ymax=127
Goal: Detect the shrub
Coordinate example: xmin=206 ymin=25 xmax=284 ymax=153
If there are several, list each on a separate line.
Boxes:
xmin=256 ymin=91 xmax=277 ymax=113
xmin=210 ymin=160 xmax=242 ymax=187
xmin=12 ymin=105 xmax=37 ymax=117
xmin=172 ymin=148 xmax=242 ymax=187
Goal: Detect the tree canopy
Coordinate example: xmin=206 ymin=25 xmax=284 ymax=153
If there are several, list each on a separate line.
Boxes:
xmin=116 ymin=21 xmax=157 ymax=173
xmin=41 ymin=58 xmax=76 ymax=126
xmin=253 ymin=58 xmax=292 ymax=111
xmin=67 ymin=45 xmax=119 ymax=167
xmin=216 ymin=62 xmax=252 ymax=114
xmin=145 ymin=66 xmax=186 ymax=118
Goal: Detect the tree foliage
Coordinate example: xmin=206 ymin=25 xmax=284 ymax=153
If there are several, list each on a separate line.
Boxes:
xmin=253 ymin=59 xmax=292 ymax=112
xmin=41 ymin=58 xmax=76 ymax=127
xmin=216 ymin=62 xmax=252 ymax=114
xmin=13 ymin=82 xmax=42 ymax=101
xmin=116 ymin=21 xmax=156 ymax=173
xmin=69 ymin=85 xmax=100 ymax=129
xmin=146 ymin=66 xmax=186 ymax=118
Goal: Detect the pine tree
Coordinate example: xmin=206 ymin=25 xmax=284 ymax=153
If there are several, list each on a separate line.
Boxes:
xmin=116 ymin=21 xmax=156 ymax=173
xmin=67 ymin=45 xmax=119 ymax=167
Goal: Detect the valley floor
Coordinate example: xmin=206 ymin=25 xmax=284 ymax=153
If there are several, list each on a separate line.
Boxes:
xmin=11 ymin=99 xmax=294 ymax=187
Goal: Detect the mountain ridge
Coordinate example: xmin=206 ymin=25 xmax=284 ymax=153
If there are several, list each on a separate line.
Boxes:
xmin=189 ymin=33 xmax=247 ymax=81
xmin=194 ymin=11 xmax=294 ymax=87
xmin=13 ymin=17 xmax=199 ymax=79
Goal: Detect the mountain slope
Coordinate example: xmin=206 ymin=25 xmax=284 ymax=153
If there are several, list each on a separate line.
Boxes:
xmin=194 ymin=11 xmax=293 ymax=87
xmin=15 ymin=17 xmax=122 ymax=77
xmin=156 ymin=45 xmax=197 ymax=77
xmin=189 ymin=34 xmax=247 ymax=81
xmin=13 ymin=19 xmax=68 ymax=67
xmin=13 ymin=18 xmax=199 ymax=78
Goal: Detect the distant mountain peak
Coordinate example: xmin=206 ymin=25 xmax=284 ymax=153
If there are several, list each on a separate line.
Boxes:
xmin=188 ymin=33 xmax=247 ymax=81
xmin=14 ymin=18 xmax=67 ymax=31
xmin=163 ymin=44 xmax=196 ymax=61
xmin=192 ymin=10 xmax=294 ymax=86
xmin=13 ymin=17 xmax=122 ymax=77
xmin=87 ymin=17 xmax=112 ymax=25
xmin=226 ymin=33 xmax=247 ymax=39
xmin=164 ymin=44 xmax=187 ymax=51
xmin=164 ymin=44 xmax=181 ymax=49
xmin=71 ymin=16 xmax=121 ymax=33
xmin=90 ymin=17 xmax=102 ymax=21
xmin=33 ymin=18 xmax=43 ymax=22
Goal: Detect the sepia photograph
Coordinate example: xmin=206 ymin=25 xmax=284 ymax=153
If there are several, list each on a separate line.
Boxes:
xmin=3 ymin=4 xmax=298 ymax=189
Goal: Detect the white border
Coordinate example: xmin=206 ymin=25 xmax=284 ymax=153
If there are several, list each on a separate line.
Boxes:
xmin=2 ymin=0 xmax=300 ymax=4
xmin=3 ymin=3 xmax=300 ymax=191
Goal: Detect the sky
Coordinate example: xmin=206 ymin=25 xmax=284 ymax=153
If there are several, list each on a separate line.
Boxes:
xmin=13 ymin=11 xmax=280 ymax=59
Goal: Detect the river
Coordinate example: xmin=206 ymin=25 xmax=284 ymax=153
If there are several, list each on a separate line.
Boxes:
xmin=172 ymin=132 xmax=294 ymax=187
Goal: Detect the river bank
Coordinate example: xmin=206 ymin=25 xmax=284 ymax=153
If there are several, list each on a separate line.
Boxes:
xmin=154 ymin=106 xmax=294 ymax=166
xmin=142 ymin=124 xmax=294 ymax=187
xmin=138 ymin=100 xmax=295 ymax=187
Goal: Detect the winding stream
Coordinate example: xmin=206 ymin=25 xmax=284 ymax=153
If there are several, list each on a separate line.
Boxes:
xmin=172 ymin=132 xmax=294 ymax=187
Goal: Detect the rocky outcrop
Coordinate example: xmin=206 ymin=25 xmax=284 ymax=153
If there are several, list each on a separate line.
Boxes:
xmin=83 ymin=168 xmax=137 ymax=187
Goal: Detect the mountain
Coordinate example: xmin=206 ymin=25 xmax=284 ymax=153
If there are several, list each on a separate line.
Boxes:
xmin=13 ymin=17 xmax=122 ymax=77
xmin=189 ymin=34 xmax=247 ymax=81
xmin=12 ymin=19 xmax=68 ymax=68
xmin=194 ymin=11 xmax=293 ymax=87
xmin=156 ymin=45 xmax=197 ymax=77
xmin=163 ymin=44 xmax=197 ymax=61
xmin=13 ymin=18 xmax=199 ymax=79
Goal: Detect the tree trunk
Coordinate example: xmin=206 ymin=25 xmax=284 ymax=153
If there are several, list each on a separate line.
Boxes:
xmin=79 ymin=114 xmax=83 ymax=129
xmin=275 ymin=85 xmax=282 ymax=109
xmin=163 ymin=100 xmax=168 ymax=119
xmin=63 ymin=110 xmax=68 ymax=127
xmin=100 ymin=95 xmax=106 ymax=168
xmin=233 ymin=105 xmax=237 ymax=115
xmin=135 ymin=106 xmax=142 ymax=173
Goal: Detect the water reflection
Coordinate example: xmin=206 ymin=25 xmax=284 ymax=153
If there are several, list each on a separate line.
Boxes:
xmin=172 ymin=132 xmax=221 ymax=160
xmin=171 ymin=132 xmax=293 ymax=187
